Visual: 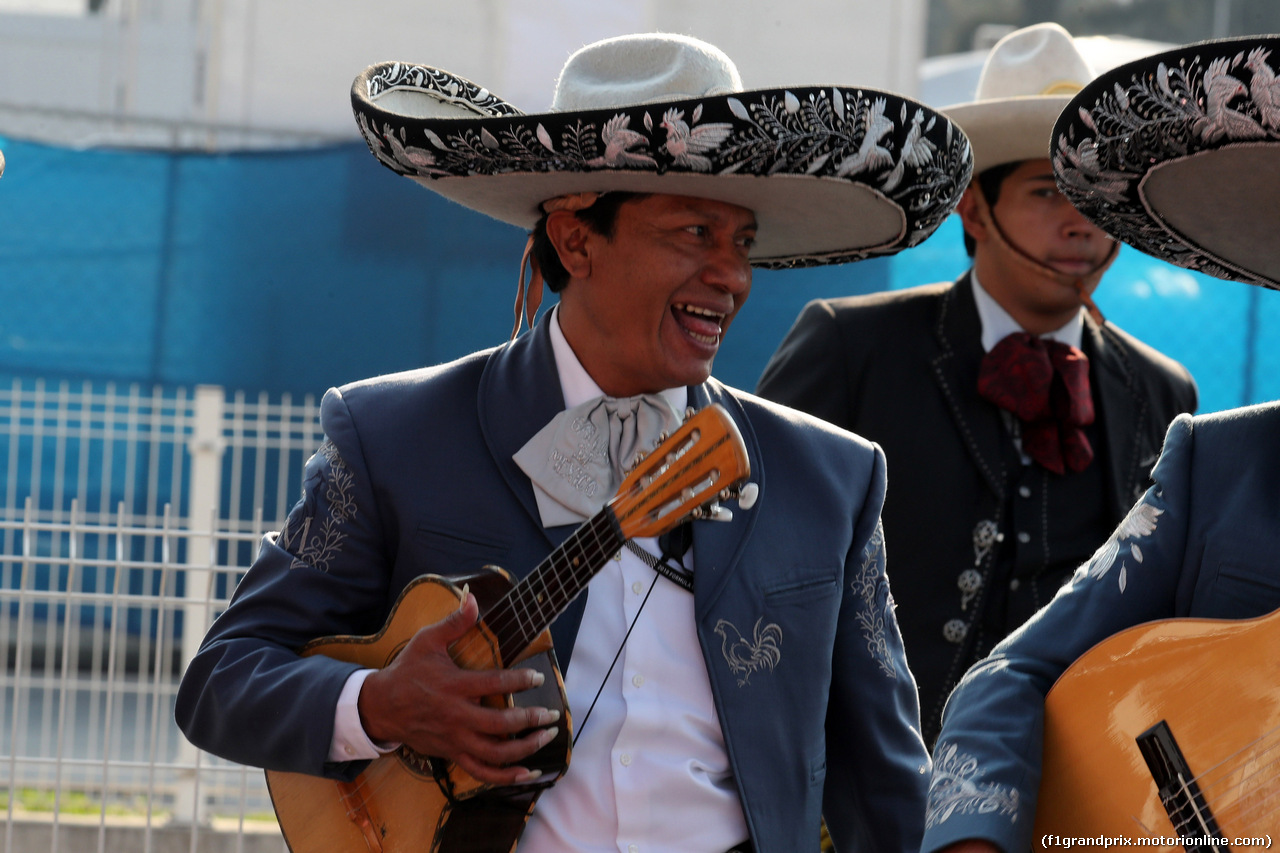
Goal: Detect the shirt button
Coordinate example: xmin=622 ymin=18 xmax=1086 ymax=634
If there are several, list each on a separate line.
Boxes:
xmin=344 ymin=744 xmax=355 ymax=756
xmin=629 ymin=846 xmax=639 ymax=853
xmin=943 ymin=619 xmax=968 ymax=643
xmin=1009 ymin=579 xmax=1021 ymax=591
xmin=631 ymin=581 xmax=643 ymax=595
xmin=620 ymin=753 xmax=632 ymax=767
xmin=1017 ymin=531 xmax=1031 ymax=544
xmin=632 ymin=674 xmax=645 ymax=687
xmin=1019 ymin=485 xmax=1032 ymax=498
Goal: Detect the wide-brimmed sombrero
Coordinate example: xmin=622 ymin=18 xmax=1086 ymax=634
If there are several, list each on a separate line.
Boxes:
xmin=944 ymin=23 xmax=1095 ymax=175
xmin=350 ymin=32 xmax=972 ymax=269
xmin=1053 ymin=34 xmax=1280 ymax=290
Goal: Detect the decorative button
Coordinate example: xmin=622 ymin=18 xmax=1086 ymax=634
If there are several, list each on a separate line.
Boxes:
xmin=620 ymin=753 xmax=632 ymax=767
xmin=943 ymin=619 xmax=968 ymax=644
xmin=1009 ymin=578 xmax=1021 ymax=591
xmin=1017 ymin=531 xmax=1031 ymax=544
xmin=631 ymin=581 xmax=644 ymax=595
xmin=632 ymin=674 xmax=645 ymax=687
xmin=957 ymin=569 xmax=983 ymax=595
xmin=1019 ymin=485 xmax=1032 ymax=498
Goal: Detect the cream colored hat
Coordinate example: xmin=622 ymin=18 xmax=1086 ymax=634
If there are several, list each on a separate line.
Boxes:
xmin=944 ymin=22 xmax=1094 ymax=174
xmin=351 ymin=32 xmax=973 ymax=269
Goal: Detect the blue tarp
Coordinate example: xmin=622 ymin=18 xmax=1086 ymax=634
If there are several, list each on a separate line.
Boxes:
xmin=0 ymin=134 xmax=1271 ymax=413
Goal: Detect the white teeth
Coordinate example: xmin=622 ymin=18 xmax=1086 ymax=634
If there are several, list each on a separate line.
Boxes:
xmin=674 ymin=303 xmax=726 ymax=320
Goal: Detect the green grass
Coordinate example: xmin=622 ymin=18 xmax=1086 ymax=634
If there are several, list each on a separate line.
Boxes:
xmin=0 ymin=788 xmax=162 ymax=817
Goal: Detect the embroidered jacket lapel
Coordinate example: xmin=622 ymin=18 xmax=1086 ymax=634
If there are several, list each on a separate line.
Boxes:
xmin=687 ymin=382 xmax=761 ymax=620
xmin=1084 ymin=317 xmax=1148 ymax=512
xmin=930 ymin=275 xmax=1010 ymax=499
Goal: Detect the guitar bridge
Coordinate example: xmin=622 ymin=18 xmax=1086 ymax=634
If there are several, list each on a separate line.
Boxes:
xmin=1135 ymin=720 xmax=1229 ymax=852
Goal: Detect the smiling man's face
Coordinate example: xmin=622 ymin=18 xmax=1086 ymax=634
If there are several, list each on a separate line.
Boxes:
xmin=554 ymin=193 xmax=757 ymax=397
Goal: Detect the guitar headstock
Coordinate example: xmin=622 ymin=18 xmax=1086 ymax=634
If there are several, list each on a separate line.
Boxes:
xmin=608 ymin=403 xmax=751 ymax=540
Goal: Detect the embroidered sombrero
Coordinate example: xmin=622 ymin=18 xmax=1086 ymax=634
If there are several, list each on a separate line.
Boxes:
xmin=350 ymin=32 xmax=972 ymax=269
xmin=944 ymin=23 xmax=1095 ymax=175
xmin=1053 ymin=34 xmax=1280 ymax=289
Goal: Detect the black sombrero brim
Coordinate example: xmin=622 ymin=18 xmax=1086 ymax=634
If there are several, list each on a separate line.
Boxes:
xmin=1053 ymin=35 xmax=1280 ymax=289
xmin=352 ymin=62 xmax=973 ymax=269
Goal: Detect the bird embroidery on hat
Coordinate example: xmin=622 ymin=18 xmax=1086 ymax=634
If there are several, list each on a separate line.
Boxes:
xmin=661 ymin=107 xmax=733 ymax=172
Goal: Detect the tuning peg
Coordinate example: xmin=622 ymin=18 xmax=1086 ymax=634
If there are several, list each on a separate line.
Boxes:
xmin=737 ymin=482 xmax=759 ymax=510
xmin=706 ymin=504 xmax=734 ymax=523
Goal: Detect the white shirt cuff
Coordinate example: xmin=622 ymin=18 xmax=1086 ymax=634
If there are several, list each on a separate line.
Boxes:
xmin=328 ymin=668 xmax=402 ymax=763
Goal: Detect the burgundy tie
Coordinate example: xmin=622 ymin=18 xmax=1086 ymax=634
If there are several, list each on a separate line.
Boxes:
xmin=977 ymin=332 xmax=1095 ymax=475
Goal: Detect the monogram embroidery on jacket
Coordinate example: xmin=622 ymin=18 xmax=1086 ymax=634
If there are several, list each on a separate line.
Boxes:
xmin=713 ymin=617 xmax=783 ymax=687
xmin=277 ymin=440 xmax=358 ymax=573
xmin=925 ymin=742 xmax=1020 ymax=828
xmin=1085 ymin=492 xmax=1164 ymax=593
xmin=852 ymin=522 xmax=897 ymax=679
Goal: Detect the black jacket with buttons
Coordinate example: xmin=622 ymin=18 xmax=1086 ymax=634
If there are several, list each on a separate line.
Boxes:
xmin=756 ymin=274 xmax=1198 ymax=745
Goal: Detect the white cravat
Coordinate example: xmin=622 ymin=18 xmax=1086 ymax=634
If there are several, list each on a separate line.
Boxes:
xmin=516 ymin=308 xmax=748 ymax=853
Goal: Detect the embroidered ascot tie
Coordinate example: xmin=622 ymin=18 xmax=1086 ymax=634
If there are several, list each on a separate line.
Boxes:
xmin=514 ymin=394 xmax=683 ymax=527
xmin=977 ymin=332 xmax=1095 ymax=475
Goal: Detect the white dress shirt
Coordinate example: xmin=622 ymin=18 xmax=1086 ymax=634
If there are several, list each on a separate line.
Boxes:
xmin=517 ymin=308 xmax=747 ymax=853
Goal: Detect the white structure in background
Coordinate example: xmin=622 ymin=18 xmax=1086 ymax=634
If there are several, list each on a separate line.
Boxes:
xmin=0 ymin=0 xmax=927 ymax=149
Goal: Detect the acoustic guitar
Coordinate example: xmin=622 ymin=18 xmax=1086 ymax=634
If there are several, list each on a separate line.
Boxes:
xmin=265 ymin=403 xmax=751 ymax=853
xmin=1034 ymin=606 xmax=1280 ymax=851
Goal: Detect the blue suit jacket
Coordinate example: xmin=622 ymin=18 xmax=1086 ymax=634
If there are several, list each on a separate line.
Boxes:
xmin=176 ymin=318 xmax=931 ymax=852
xmin=920 ymin=402 xmax=1280 ymax=852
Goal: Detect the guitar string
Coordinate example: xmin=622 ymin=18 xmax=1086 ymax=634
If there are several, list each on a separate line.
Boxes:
xmin=1170 ymin=750 xmax=1280 ymax=834
xmin=327 ymin=522 xmax=617 ymax=812
xmin=1184 ymin=722 xmax=1280 ymax=804
xmin=1154 ymin=725 xmax=1280 ymax=837
xmin=331 ymin=516 xmax=672 ymax=819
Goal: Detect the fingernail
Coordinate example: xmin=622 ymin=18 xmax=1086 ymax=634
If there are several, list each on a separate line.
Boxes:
xmin=541 ymin=709 xmax=561 ymax=726
xmin=539 ymin=726 xmax=559 ymax=747
xmin=514 ymin=768 xmax=543 ymax=784
xmin=528 ymin=670 xmax=546 ymax=687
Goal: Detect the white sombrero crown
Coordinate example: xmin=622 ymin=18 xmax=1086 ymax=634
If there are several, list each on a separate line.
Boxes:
xmin=944 ymin=22 xmax=1094 ymax=174
xmin=351 ymin=32 xmax=973 ymax=268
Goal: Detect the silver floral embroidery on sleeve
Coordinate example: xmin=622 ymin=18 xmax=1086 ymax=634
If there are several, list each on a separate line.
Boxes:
xmin=852 ymin=522 xmax=897 ymax=679
xmin=1084 ymin=493 xmax=1164 ymax=593
xmin=276 ymin=440 xmax=358 ymax=573
xmin=925 ymin=742 xmax=1020 ymax=828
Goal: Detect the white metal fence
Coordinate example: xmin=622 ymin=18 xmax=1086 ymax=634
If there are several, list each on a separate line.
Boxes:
xmin=0 ymin=378 xmax=325 ymax=852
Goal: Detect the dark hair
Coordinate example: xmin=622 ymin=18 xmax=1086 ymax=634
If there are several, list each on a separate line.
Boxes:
xmin=531 ymin=192 xmax=650 ymax=291
xmin=963 ymin=161 xmax=1021 ymax=257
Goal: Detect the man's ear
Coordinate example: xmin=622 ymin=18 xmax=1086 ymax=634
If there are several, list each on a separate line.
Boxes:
xmin=544 ymin=209 xmax=592 ymax=280
xmin=956 ymin=185 xmax=990 ymax=244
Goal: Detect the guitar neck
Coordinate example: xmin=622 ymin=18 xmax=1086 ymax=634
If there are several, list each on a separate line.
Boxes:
xmin=479 ymin=508 xmax=626 ymax=665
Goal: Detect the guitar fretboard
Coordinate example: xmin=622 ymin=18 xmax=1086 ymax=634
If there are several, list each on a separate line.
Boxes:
xmin=481 ymin=509 xmax=626 ymax=665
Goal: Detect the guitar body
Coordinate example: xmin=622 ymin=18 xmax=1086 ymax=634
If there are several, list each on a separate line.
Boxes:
xmin=1034 ymin=606 xmax=1280 ymax=848
xmin=266 ymin=568 xmax=572 ymax=853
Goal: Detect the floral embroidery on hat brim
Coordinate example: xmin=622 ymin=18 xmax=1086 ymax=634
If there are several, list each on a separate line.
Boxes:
xmin=1052 ymin=38 xmax=1280 ymax=290
xmin=352 ymin=63 xmax=973 ymax=269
